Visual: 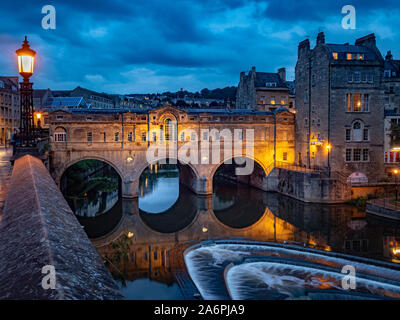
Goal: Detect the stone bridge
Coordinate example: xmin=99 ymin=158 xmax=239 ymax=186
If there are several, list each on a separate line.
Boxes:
xmin=48 ymin=105 xmax=295 ymax=198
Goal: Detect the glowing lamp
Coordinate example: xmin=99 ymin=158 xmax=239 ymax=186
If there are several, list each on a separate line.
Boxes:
xmin=326 ymin=144 xmax=331 ymax=151
xmin=394 ymin=169 xmax=399 ymax=175
xmin=36 ymin=113 xmax=41 ymax=119
xmin=16 ymin=36 xmax=36 ymax=79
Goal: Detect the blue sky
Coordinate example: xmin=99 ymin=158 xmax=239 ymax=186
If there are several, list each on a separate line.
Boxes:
xmin=1 ymin=0 xmax=399 ymax=94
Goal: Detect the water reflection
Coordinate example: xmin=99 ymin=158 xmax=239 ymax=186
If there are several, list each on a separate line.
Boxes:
xmin=70 ymin=168 xmax=400 ymax=300
xmin=60 ymin=159 xmax=120 ymax=218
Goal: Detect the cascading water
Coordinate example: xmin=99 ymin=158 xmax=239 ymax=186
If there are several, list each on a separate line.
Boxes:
xmin=184 ymin=241 xmax=400 ymax=300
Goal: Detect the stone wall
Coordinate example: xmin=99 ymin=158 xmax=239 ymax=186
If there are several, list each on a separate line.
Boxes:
xmin=0 ymin=155 xmax=123 ymax=299
xmin=273 ymin=168 xmax=352 ymax=203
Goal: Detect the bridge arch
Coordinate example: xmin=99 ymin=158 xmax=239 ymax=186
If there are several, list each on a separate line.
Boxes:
xmin=56 ymin=155 xmax=124 ymax=187
xmin=210 ymin=156 xmax=271 ymax=192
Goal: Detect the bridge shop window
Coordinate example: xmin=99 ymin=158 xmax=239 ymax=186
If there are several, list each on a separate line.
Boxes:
xmin=54 ymin=128 xmax=67 ymax=142
xmin=114 ymin=132 xmax=119 ymax=142
xmin=87 ymin=132 xmax=92 ymax=142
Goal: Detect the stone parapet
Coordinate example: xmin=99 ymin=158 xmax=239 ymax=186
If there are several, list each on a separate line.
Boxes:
xmin=0 ymin=155 xmax=123 ymax=299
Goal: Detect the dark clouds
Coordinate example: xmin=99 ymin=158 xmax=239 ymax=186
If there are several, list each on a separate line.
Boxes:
xmin=1 ymin=0 xmax=400 ymax=93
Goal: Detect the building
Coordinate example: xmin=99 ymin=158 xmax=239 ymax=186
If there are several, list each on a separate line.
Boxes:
xmin=0 ymin=77 xmax=20 ymax=145
xmin=295 ymin=32 xmax=385 ymax=183
xmin=236 ymin=67 xmax=295 ymax=112
xmin=53 ymin=86 xmax=115 ymax=109
xmin=382 ymin=51 xmax=400 ymax=175
xmin=33 ymin=89 xmax=53 ymax=110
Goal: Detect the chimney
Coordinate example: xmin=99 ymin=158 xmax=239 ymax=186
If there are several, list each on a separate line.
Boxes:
xmin=278 ymin=67 xmax=286 ymax=82
xmin=386 ymin=51 xmax=393 ymax=61
xmin=251 ymin=66 xmax=256 ymax=73
xmin=317 ymin=32 xmax=325 ymax=45
xmin=355 ymin=33 xmax=376 ymax=49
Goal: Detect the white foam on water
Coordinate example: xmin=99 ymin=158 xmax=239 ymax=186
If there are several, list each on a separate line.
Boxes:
xmin=226 ymin=261 xmax=400 ymax=300
xmin=184 ymin=243 xmax=400 ymax=300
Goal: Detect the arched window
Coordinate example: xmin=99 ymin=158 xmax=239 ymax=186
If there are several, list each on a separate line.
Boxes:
xmin=352 ymin=121 xmax=363 ymax=141
xmin=165 ymin=118 xmax=172 ymax=141
xmin=54 ymin=127 xmax=67 ymax=142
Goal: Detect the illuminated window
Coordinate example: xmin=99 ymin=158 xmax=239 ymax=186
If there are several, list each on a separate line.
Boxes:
xmin=332 ymin=52 xmax=338 ymax=60
xmin=270 ymin=96 xmax=276 ymax=105
xmin=347 ymin=53 xmax=352 ymax=60
xmin=347 ymin=93 xmax=352 ymax=111
xmin=282 ymin=152 xmax=288 ymax=161
xmin=141 ymin=132 xmax=147 ymax=142
xmin=281 ymin=99 xmax=286 ymax=105
xmin=353 ymin=94 xmax=362 ymax=111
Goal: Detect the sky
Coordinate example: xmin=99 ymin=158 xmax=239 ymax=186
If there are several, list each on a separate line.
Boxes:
xmin=1 ymin=0 xmax=400 ymax=94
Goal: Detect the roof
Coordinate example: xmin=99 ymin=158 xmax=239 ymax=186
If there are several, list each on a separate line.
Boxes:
xmin=33 ymin=89 xmax=51 ymax=99
xmin=57 ymin=105 xmax=290 ymax=116
xmin=254 ymin=72 xmax=287 ymax=88
xmin=326 ymin=44 xmax=377 ymax=60
xmin=0 ymin=77 xmax=18 ymax=91
xmin=44 ymin=97 xmax=87 ymax=108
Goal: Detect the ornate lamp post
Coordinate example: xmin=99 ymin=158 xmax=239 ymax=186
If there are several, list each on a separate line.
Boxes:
xmin=16 ymin=36 xmax=36 ymax=147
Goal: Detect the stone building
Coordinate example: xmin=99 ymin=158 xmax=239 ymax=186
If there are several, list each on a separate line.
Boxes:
xmin=0 ymin=77 xmax=20 ymax=145
xmin=295 ymin=32 xmax=385 ymax=183
xmin=382 ymin=51 xmax=400 ymax=175
xmin=236 ymin=67 xmax=295 ymax=112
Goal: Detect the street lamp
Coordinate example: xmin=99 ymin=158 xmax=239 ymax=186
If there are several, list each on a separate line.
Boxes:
xmin=326 ymin=143 xmax=332 ymax=177
xmin=394 ymin=169 xmax=399 ymax=201
xmin=16 ymin=36 xmax=36 ymax=147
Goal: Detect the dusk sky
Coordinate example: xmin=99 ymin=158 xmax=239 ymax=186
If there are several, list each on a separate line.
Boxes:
xmin=1 ymin=0 xmax=400 ymax=94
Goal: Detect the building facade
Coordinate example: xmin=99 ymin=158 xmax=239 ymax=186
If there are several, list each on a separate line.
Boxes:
xmin=0 ymin=77 xmax=20 ymax=145
xmin=236 ymin=67 xmax=295 ymax=112
xmin=295 ymin=32 xmax=385 ymax=183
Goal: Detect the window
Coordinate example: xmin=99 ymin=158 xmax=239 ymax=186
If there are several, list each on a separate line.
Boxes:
xmin=353 ymin=148 xmax=361 ymax=162
xmin=103 ymin=132 xmax=106 ymax=142
xmin=304 ymin=90 xmax=309 ymax=103
xmin=141 ymin=132 xmax=147 ymax=142
xmin=348 ymin=73 xmax=353 ymax=82
xmin=128 ymin=132 xmax=133 ymax=142
xmin=363 ymin=128 xmax=369 ymax=141
xmin=352 ymin=121 xmax=362 ymax=141
xmin=114 ymin=132 xmax=119 ymax=142
xmin=270 ymin=96 xmax=276 ymax=105
xmin=361 ymin=73 xmax=367 ymax=83
xmin=191 ymin=132 xmax=196 ymax=141
xmin=363 ymin=149 xmax=369 ymax=161
xmin=281 ymin=99 xmax=286 ymax=105
xmin=202 ymin=131 xmax=209 ymax=141
xmin=304 ymin=118 xmax=309 ymax=127
xmin=87 ymin=132 xmax=92 ymax=142
xmin=385 ymin=96 xmax=390 ymax=105
xmin=385 ymin=70 xmax=391 ymax=78
xmin=56 ymin=115 xmax=63 ymax=120
xmin=346 ymin=129 xmax=351 ymax=141
xmin=54 ymin=129 xmax=66 ymax=142
xmin=332 ymin=52 xmax=338 ymax=60
xmin=347 ymin=93 xmax=369 ymax=112
xmin=367 ymin=74 xmax=373 ymax=83
xmin=283 ymin=152 xmax=288 ymax=161
xmin=354 ymin=72 xmax=361 ymax=83
xmin=180 ymin=132 xmax=185 ymax=142
xmin=165 ymin=119 xmax=172 ymax=141
xmin=259 ymin=96 xmax=265 ymax=104
xmin=346 ymin=149 xmax=352 ymax=162
xmin=347 ymin=53 xmax=352 ymax=60
xmin=238 ymin=131 xmax=243 ymax=141
xmin=152 ymin=132 xmax=157 ymax=142
xmin=353 ymin=94 xmax=362 ymax=111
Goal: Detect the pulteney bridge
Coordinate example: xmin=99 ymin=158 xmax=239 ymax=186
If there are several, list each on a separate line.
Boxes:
xmin=48 ymin=105 xmax=295 ymax=198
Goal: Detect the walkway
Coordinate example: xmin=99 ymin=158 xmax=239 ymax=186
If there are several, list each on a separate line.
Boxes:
xmin=0 ymin=147 xmax=12 ymax=220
